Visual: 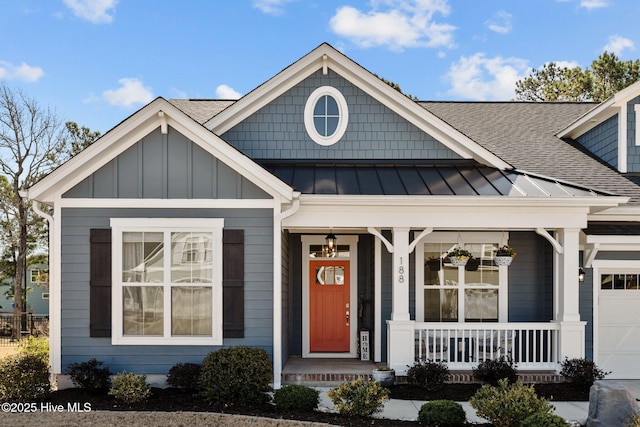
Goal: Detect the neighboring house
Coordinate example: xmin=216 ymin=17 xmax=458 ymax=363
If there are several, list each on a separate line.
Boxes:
xmin=0 ymin=264 xmax=49 ymax=315
xmin=23 ymin=44 xmax=640 ymax=387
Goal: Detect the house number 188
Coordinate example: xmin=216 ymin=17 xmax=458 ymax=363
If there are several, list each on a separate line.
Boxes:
xmin=398 ymin=257 xmax=405 ymax=283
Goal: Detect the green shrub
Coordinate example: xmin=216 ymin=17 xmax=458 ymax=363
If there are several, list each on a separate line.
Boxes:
xmin=65 ymin=358 xmax=111 ymax=391
xmin=17 ymin=336 xmax=49 ymax=362
xmin=559 ymin=358 xmax=609 ymax=392
xmin=199 ymin=346 xmax=272 ymax=405
xmin=473 ymin=356 xmax=517 ymax=385
xmin=469 ymin=378 xmax=553 ymax=427
xmin=417 ymin=400 xmax=466 ymax=426
xmin=327 ymin=377 xmax=390 ymax=417
xmin=0 ymin=353 xmax=50 ymax=402
xmin=406 ymin=360 xmax=449 ymax=391
xmin=273 ymin=384 xmax=320 ymax=411
xmin=521 ymin=412 xmax=569 ymax=427
xmin=108 ymin=371 xmax=151 ymax=403
xmin=166 ymin=362 xmax=201 ymax=391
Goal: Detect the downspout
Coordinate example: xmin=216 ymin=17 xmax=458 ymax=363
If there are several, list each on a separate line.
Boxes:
xmin=273 ymin=192 xmax=301 ymax=389
xmin=28 ymin=199 xmax=56 ymax=382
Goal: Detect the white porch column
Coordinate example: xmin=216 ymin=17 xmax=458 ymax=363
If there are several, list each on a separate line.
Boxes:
xmin=554 ymin=228 xmax=586 ymax=361
xmin=391 ymin=227 xmax=410 ymax=321
xmin=386 ymin=228 xmax=414 ymax=372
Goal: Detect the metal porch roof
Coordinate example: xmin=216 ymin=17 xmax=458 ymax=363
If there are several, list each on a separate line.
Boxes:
xmin=262 ymin=162 xmax=611 ymax=198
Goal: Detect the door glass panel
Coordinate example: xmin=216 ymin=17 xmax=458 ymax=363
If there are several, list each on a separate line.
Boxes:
xmin=314 ymin=265 xmax=345 ymax=285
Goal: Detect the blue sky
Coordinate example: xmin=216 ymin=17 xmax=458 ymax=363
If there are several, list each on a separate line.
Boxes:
xmin=2 ymin=0 xmax=639 ymax=134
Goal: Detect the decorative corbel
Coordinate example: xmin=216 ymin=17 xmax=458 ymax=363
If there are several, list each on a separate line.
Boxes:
xmin=158 ymin=111 xmax=168 ymax=135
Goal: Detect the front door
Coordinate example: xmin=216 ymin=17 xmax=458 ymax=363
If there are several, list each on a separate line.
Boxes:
xmin=309 ymin=260 xmax=350 ymax=352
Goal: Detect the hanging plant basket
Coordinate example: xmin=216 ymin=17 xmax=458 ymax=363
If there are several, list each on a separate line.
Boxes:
xmin=465 ymin=258 xmax=480 ymax=271
xmin=447 ymin=247 xmax=472 ymax=267
xmin=449 ymin=256 xmax=470 ymax=267
xmin=494 ymin=245 xmax=516 ymax=266
xmin=426 ymin=258 xmax=441 ymax=271
xmin=494 ymin=256 xmax=514 ymax=266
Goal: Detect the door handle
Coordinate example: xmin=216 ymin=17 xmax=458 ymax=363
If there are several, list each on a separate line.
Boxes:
xmin=346 ymin=310 xmax=350 ymax=326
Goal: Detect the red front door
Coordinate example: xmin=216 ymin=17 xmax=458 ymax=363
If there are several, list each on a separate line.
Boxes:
xmin=309 ymin=260 xmax=350 ymax=352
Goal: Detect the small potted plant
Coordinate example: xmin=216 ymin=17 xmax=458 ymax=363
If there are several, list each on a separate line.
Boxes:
xmin=371 ymin=365 xmax=395 ymax=387
xmin=494 ymin=245 xmax=516 ymax=266
xmin=447 ymin=247 xmax=472 ymax=267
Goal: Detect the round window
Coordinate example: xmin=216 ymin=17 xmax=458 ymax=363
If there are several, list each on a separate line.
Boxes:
xmin=304 ymin=86 xmax=348 ymax=146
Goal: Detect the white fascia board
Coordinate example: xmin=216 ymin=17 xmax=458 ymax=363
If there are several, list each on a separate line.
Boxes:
xmin=558 ymin=81 xmax=640 ymax=139
xmin=26 ymin=98 xmax=293 ymax=205
xmin=556 ymin=98 xmax=616 ymax=139
xmin=284 ymin=203 xmax=590 ymax=229
xmin=297 ymin=194 xmax=626 ymax=209
xmin=589 ymin=205 xmax=640 ymax=221
xmin=58 ymin=198 xmax=275 ymax=209
xmin=205 ymin=44 xmax=512 ymax=170
xmin=586 ymin=234 xmax=640 ymax=245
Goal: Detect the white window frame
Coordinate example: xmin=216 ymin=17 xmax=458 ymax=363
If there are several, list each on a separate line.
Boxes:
xmin=110 ymin=218 xmax=224 ymax=345
xmin=304 ymin=86 xmax=349 ymax=146
xmin=415 ymin=232 xmax=509 ymax=323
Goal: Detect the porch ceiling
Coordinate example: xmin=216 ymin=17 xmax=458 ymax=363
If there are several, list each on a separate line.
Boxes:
xmin=262 ymin=161 xmax=613 ymax=199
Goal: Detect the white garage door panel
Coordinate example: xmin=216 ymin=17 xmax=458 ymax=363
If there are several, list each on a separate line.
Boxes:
xmin=599 ymin=291 xmax=640 ymax=379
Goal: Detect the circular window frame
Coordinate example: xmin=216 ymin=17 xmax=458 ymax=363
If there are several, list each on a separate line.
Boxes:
xmin=304 ymin=86 xmax=349 ymax=146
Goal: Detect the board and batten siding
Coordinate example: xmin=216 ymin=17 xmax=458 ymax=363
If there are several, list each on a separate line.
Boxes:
xmin=63 ymin=126 xmax=270 ymax=200
xmin=60 ymin=207 xmax=273 ymax=374
xmin=222 ymin=69 xmax=461 ymax=161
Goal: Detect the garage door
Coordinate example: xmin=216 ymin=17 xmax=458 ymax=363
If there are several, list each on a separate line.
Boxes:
xmin=599 ymin=277 xmax=640 ymax=379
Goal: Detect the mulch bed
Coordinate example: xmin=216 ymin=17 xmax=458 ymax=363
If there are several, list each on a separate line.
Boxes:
xmin=45 ymin=382 xmax=588 ymax=427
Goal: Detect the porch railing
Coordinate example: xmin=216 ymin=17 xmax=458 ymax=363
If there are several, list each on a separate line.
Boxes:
xmin=414 ymin=322 xmax=560 ymax=370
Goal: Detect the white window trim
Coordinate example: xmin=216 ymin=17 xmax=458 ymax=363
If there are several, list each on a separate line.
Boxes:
xmin=304 ymin=86 xmax=349 ymax=146
xmin=415 ymin=232 xmax=508 ymax=323
xmin=110 ymin=218 xmax=224 ymax=346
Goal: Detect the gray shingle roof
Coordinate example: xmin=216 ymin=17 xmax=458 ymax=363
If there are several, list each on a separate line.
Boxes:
xmin=420 ymin=102 xmax=640 ymax=205
xmin=169 ymin=99 xmax=234 ymax=124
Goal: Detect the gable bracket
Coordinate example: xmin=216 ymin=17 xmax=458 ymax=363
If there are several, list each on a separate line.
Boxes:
xmin=535 ymin=227 xmax=564 ymax=254
xmin=583 ymin=243 xmax=600 ymax=268
xmin=367 ymin=227 xmax=394 ymax=253
xmin=409 ymin=228 xmax=434 ymax=253
xmin=322 ymin=54 xmax=328 ymax=75
xmin=158 ymin=111 xmax=168 ymax=134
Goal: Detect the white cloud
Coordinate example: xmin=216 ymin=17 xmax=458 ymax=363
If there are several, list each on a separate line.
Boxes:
xmin=0 ymin=61 xmax=44 ymax=82
xmin=102 ymin=78 xmax=154 ymax=108
xmin=554 ymin=60 xmax=581 ymax=69
xmin=445 ymin=53 xmax=529 ymax=100
xmin=252 ymin=0 xmax=293 ymax=15
xmin=603 ymin=35 xmax=635 ymax=56
xmin=580 ymin=0 xmax=609 ymax=10
xmin=486 ymin=10 xmax=512 ymax=34
xmin=329 ymin=0 xmax=456 ymax=51
xmin=215 ymin=84 xmax=242 ymax=99
xmin=63 ymin=0 xmax=118 ymax=24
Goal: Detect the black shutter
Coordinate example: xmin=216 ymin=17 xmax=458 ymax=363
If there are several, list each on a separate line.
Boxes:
xmin=90 ymin=229 xmax=112 ymax=337
xmin=223 ymin=229 xmax=244 ymax=338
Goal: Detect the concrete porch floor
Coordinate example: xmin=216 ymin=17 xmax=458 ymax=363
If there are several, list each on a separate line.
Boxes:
xmin=282 ymin=356 xmax=378 ymax=385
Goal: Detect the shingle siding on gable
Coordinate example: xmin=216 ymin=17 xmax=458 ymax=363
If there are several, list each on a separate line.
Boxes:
xmin=222 ymin=70 xmax=461 ymax=160
xmin=627 ymin=96 xmax=640 ymax=172
xmin=63 ymin=127 xmax=270 ymax=199
xmin=577 ymin=115 xmax=618 ymax=169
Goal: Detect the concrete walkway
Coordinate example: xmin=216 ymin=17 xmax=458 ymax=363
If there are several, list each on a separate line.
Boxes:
xmin=316 ymin=380 xmax=640 ymax=425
